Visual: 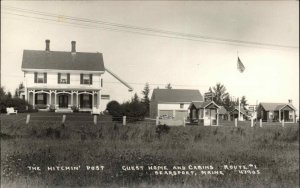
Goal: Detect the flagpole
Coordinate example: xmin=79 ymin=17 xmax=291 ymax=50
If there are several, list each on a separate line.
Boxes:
xmin=237 ymin=50 xmax=240 ymax=121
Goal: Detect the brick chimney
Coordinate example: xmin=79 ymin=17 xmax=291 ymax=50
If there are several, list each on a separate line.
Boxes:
xmin=71 ymin=41 xmax=76 ymax=53
xmin=288 ymin=99 xmax=292 ymax=104
xmin=45 ymin=39 xmax=50 ymax=51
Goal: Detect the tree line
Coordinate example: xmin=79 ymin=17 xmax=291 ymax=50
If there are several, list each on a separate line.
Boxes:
xmin=208 ymin=83 xmax=248 ymax=112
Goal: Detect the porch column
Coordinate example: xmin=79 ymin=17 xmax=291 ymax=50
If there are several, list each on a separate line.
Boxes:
xmin=54 ymin=91 xmax=57 ymax=109
xmin=279 ymin=110 xmax=281 ymax=122
xmin=293 ymin=111 xmax=295 ymax=123
xmin=210 ymin=109 xmax=212 ymax=126
xmin=92 ymin=92 xmax=94 ymax=108
xmin=32 ymin=90 xmax=35 ymax=109
xmin=283 ymin=111 xmax=285 ymax=122
xmin=71 ymin=91 xmax=73 ymax=106
xmin=77 ymin=93 xmax=79 ymax=109
xmin=49 ymin=90 xmax=51 ymax=105
xmin=24 ymin=87 xmax=28 ymax=101
xmin=98 ymin=90 xmax=101 ymax=109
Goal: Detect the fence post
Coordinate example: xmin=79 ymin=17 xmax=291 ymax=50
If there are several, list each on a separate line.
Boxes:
xmin=156 ymin=116 xmax=159 ymax=126
xmin=260 ymin=119 xmax=262 ymax=127
xmin=123 ymin=116 xmax=126 ymax=126
xmin=94 ymin=115 xmax=97 ymax=125
xmin=62 ymin=115 xmax=66 ymax=126
xmin=235 ymin=118 xmax=237 ymax=127
xmin=183 ymin=118 xmax=186 ymax=127
xmin=282 ymin=119 xmax=284 ymax=128
xmin=251 ymin=118 xmax=253 ymax=127
xmin=26 ymin=114 xmax=30 ymax=125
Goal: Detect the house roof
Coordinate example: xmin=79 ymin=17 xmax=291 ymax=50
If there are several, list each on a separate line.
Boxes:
xmin=21 ymin=50 xmax=105 ymax=72
xmin=151 ymin=89 xmax=203 ymax=103
xmin=189 ymin=101 xmax=219 ymax=109
xmin=260 ymin=102 xmax=296 ymax=111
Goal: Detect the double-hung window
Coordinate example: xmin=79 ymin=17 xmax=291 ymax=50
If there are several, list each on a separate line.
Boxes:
xmin=58 ymin=73 xmax=70 ymax=84
xmin=34 ymin=72 xmax=47 ymax=83
xmin=80 ymin=74 xmax=93 ymax=85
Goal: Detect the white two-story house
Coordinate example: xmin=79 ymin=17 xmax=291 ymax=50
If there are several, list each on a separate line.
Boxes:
xmin=21 ymin=40 xmax=105 ymax=112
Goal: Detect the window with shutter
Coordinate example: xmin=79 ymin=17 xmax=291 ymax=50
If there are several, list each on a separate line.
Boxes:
xmin=58 ymin=73 xmax=69 ymax=84
xmin=36 ymin=73 xmax=46 ymax=83
xmin=82 ymin=74 xmax=91 ymax=84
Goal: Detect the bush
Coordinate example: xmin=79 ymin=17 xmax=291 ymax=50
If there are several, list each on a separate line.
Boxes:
xmin=0 ymin=97 xmax=36 ymax=113
xmin=106 ymin=100 xmax=147 ymax=122
xmin=155 ymin=124 xmax=170 ymax=138
xmin=35 ymin=104 xmax=48 ymax=110
xmin=122 ymin=101 xmax=147 ymax=122
xmin=106 ymin=101 xmax=124 ymax=121
xmin=49 ymin=104 xmax=56 ymax=112
xmin=71 ymin=105 xmax=79 ymax=112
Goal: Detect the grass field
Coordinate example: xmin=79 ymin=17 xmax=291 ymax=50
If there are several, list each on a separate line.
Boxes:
xmin=1 ymin=112 xmax=299 ymax=188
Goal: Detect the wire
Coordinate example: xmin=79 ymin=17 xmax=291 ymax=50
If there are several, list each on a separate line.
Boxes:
xmin=2 ymin=5 xmax=298 ymax=50
xmin=3 ymin=11 xmax=277 ymax=50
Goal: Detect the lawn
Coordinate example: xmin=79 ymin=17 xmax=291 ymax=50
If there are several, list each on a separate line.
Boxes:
xmin=1 ymin=112 xmax=299 ymax=187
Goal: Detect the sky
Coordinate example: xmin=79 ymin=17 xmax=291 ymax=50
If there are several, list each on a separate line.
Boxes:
xmin=1 ymin=1 xmax=299 ymax=114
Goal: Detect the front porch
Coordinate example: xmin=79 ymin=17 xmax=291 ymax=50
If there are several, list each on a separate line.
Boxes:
xmin=27 ymin=89 xmax=101 ymax=112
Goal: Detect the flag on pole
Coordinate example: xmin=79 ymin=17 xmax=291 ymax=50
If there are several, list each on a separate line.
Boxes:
xmin=237 ymin=57 xmax=245 ymax=73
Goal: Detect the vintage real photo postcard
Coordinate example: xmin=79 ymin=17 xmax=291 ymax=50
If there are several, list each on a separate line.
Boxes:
xmin=1 ymin=1 xmax=299 ymax=187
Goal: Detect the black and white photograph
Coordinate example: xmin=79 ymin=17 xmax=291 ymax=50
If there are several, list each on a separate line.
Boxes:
xmin=1 ymin=1 xmax=299 ymax=187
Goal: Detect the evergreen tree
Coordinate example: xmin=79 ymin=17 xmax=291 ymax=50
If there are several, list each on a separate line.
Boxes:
xmin=141 ymin=83 xmax=150 ymax=113
xmin=14 ymin=90 xmax=19 ymax=98
xmin=223 ymin=95 xmax=235 ymax=112
xmin=165 ymin=83 xmax=172 ymax=89
xmin=211 ymin=83 xmax=229 ymax=106
xmin=0 ymin=87 xmax=5 ymax=100
xmin=7 ymin=92 xmax=12 ymax=99
xmin=240 ymin=96 xmax=248 ymax=109
xmin=132 ymin=93 xmax=139 ymax=103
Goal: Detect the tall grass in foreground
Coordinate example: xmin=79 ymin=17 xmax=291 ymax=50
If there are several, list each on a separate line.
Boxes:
xmin=1 ymin=120 xmax=299 ymax=187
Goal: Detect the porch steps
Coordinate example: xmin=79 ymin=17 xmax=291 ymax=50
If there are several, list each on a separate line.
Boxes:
xmin=79 ymin=108 xmax=92 ymax=112
xmin=55 ymin=108 xmax=73 ymax=113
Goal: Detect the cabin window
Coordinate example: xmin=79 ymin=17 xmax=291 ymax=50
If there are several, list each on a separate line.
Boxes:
xmin=205 ymin=110 xmax=209 ymax=116
xmin=200 ymin=109 xmax=204 ymax=118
